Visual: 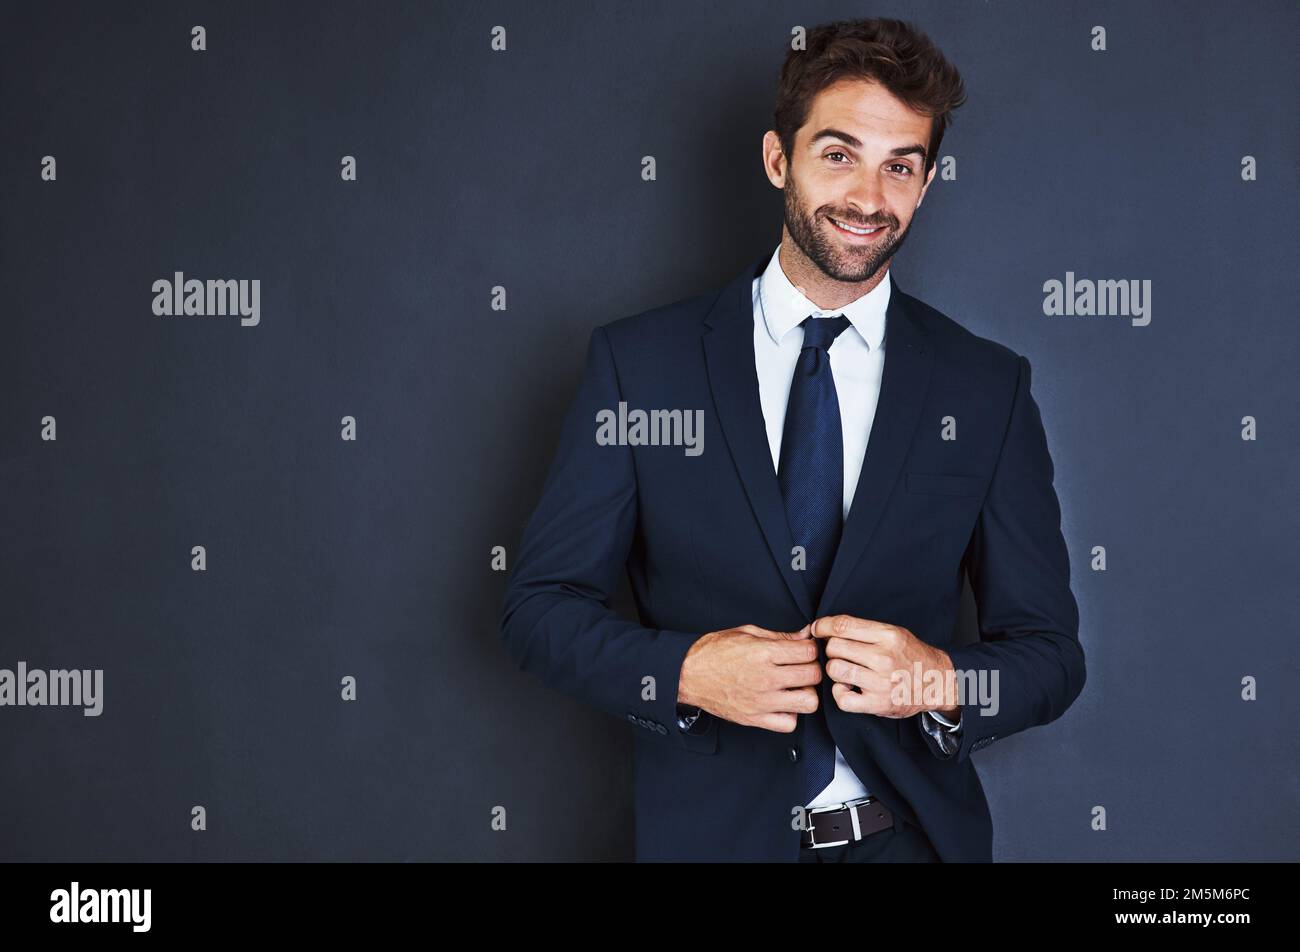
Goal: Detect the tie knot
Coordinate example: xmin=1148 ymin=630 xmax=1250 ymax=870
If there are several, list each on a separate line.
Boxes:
xmin=800 ymin=314 xmax=851 ymax=352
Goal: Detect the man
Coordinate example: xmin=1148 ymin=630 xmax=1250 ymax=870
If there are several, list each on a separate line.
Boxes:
xmin=500 ymin=17 xmax=1085 ymax=863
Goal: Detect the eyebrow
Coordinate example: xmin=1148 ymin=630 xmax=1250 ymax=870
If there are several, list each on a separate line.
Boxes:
xmin=807 ymin=127 xmax=927 ymax=161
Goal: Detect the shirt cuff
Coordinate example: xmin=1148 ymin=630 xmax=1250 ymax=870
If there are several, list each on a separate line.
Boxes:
xmin=925 ymin=708 xmax=962 ymax=732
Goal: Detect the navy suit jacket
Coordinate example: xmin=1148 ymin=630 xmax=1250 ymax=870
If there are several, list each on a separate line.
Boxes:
xmin=501 ymin=252 xmax=1086 ymax=862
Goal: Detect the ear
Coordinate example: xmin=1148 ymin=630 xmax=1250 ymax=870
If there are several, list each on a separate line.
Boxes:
xmin=915 ymin=162 xmax=938 ymax=210
xmin=761 ymin=130 xmax=788 ymax=189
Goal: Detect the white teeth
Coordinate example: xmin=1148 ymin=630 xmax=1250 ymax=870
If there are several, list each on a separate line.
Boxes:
xmin=831 ymin=218 xmax=877 ymax=235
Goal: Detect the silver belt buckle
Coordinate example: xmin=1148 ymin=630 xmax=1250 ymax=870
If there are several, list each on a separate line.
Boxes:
xmin=805 ymin=796 xmax=875 ymax=849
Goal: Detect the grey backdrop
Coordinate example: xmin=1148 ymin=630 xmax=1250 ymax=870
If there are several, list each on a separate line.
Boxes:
xmin=2 ymin=0 xmax=1296 ymax=861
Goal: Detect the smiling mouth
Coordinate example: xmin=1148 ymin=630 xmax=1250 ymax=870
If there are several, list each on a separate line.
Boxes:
xmin=828 ymin=216 xmax=887 ymax=239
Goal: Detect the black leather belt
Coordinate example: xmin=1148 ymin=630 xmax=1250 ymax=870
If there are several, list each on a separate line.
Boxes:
xmin=801 ymin=796 xmax=894 ymax=849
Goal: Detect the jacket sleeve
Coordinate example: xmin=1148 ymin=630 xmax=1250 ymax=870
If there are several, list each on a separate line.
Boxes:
xmin=936 ymin=353 xmax=1087 ymax=763
xmin=500 ymin=325 xmax=718 ymax=753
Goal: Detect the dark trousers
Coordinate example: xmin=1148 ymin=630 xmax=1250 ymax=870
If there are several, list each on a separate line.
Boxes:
xmin=798 ymin=817 xmax=941 ymax=863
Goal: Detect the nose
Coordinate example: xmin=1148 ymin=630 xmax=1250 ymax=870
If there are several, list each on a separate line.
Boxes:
xmin=839 ymin=168 xmax=886 ymax=222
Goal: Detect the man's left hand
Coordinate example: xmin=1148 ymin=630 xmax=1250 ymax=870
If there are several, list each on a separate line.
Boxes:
xmin=805 ymin=615 xmax=959 ymax=719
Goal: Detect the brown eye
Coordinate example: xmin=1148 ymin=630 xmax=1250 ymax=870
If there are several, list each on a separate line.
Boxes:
xmin=826 ymin=151 xmax=849 ymax=163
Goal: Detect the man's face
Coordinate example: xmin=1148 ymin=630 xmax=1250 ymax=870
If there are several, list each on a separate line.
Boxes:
xmin=769 ymin=78 xmax=937 ymax=283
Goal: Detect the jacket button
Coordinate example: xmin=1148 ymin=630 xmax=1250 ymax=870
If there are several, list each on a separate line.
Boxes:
xmin=788 ymin=746 xmax=800 ymax=763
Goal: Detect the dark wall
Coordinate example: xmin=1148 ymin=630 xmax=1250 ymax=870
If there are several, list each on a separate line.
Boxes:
xmin=1 ymin=0 xmax=1296 ymax=861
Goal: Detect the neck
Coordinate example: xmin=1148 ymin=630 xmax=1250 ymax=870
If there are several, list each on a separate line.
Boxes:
xmin=778 ymin=231 xmax=890 ymax=310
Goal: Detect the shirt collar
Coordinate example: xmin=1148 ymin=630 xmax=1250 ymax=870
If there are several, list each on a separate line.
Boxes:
xmin=757 ymin=242 xmax=890 ymax=351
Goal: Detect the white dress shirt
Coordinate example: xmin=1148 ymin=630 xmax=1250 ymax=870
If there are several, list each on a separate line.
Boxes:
xmin=751 ymin=243 xmax=961 ymax=809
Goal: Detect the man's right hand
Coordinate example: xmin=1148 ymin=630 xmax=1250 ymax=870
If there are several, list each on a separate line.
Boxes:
xmin=676 ymin=624 xmax=822 ymax=733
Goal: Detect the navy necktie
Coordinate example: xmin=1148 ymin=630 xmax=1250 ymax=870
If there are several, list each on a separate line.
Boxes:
xmin=777 ymin=314 xmax=851 ymax=807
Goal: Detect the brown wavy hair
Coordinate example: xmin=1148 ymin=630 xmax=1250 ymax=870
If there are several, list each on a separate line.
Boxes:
xmin=774 ymin=18 xmax=967 ymax=177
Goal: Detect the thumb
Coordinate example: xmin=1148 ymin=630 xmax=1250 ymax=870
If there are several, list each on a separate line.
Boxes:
xmin=773 ymin=623 xmax=812 ymax=640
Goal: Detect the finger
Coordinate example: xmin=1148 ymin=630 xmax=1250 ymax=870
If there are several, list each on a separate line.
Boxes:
xmin=751 ymin=623 xmax=812 ymax=640
xmin=832 ymin=681 xmax=872 ymax=714
xmin=748 ymin=624 xmax=806 ymax=639
xmin=824 ymin=657 xmax=869 ymax=691
xmin=825 ymin=659 xmax=896 ymax=696
xmin=754 ymin=711 xmax=798 ymax=733
xmin=824 ymin=637 xmax=889 ymax=672
xmin=760 ymin=686 xmax=819 ymax=715
xmin=831 ymin=680 xmax=898 ymax=715
xmin=772 ymin=661 xmax=823 ymax=689
xmin=765 ymin=638 xmax=820 ymax=665
xmin=808 ymin=615 xmax=888 ymax=643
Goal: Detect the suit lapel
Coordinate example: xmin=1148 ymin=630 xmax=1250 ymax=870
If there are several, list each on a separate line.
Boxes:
xmin=702 ymin=254 xmax=814 ymax=619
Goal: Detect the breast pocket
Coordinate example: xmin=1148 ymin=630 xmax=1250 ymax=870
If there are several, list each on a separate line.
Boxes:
xmin=905 ymin=472 xmax=985 ymax=497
